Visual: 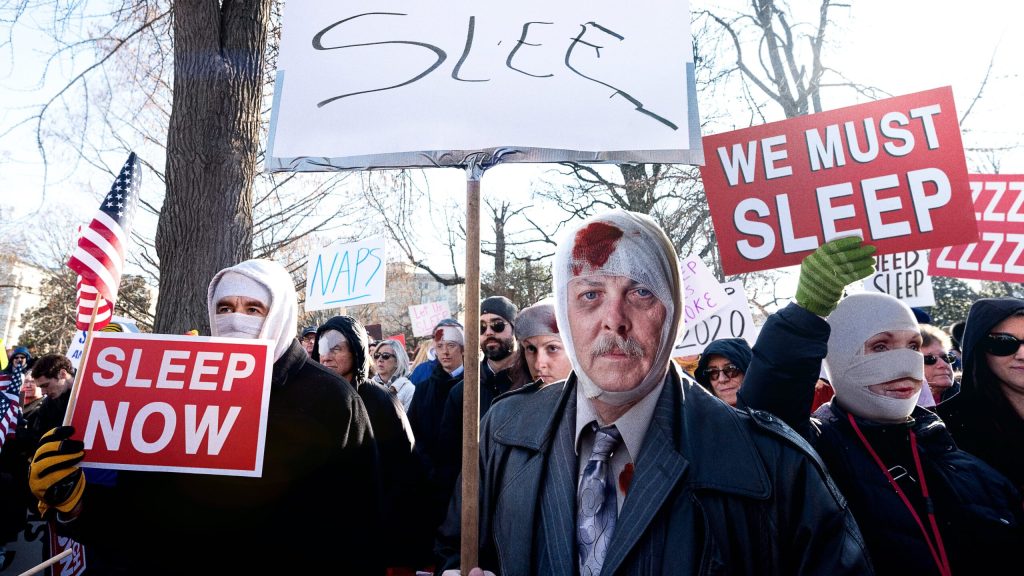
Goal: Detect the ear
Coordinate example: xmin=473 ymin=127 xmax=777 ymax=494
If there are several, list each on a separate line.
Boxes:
xmin=59 ymin=369 xmax=72 ymax=381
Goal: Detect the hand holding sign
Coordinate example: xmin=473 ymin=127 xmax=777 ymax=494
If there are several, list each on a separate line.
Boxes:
xmin=796 ymin=236 xmax=876 ymax=316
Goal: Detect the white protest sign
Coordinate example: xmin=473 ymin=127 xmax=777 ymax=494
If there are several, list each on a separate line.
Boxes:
xmin=305 ymin=237 xmax=386 ymax=312
xmin=673 ymin=281 xmax=757 ymax=357
xmin=267 ymin=0 xmax=702 ymax=170
xmin=679 ymin=255 xmax=730 ymax=325
xmin=863 ymin=250 xmax=934 ymax=307
xmin=409 ymin=301 xmax=453 ymax=337
xmin=66 ymin=330 xmax=88 ymax=370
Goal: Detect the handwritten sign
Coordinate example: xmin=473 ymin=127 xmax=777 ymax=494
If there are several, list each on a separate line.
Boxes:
xmin=701 ymin=87 xmax=976 ymax=275
xmin=68 ymin=333 xmax=273 ymax=477
xmin=863 ymin=251 xmax=934 ymax=307
xmin=673 ymin=281 xmax=757 ymax=357
xmin=929 ymin=175 xmax=1024 ymax=282
xmin=409 ymin=301 xmax=453 ymax=337
xmin=679 ymin=255 xmax=730 ymax=325
xmin=305 ymin=237 xmax=386 ymax=312
xmin=267 ymin=0 xmax=702 ymax=171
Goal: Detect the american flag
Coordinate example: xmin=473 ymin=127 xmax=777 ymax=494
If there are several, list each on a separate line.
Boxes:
xmin=67 ymin=152 xmax=142 ymax=330
xmin=0 ymin=366 xmax=23 ymax=450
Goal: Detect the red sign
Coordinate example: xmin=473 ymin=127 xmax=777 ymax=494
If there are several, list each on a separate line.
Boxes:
xmin=68 ymin=332 xmax=273 ymax=477
xmin=929 ymin=175 xmax=1024 ymax=282
xmin=701 ymin=87 xmax=976 ymax=275
xmin=48 ymin=521 xmax=86 ymax=576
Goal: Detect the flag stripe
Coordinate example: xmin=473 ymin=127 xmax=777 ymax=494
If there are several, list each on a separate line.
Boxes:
xmin=71 ymin=250 xmax=121 ymax=302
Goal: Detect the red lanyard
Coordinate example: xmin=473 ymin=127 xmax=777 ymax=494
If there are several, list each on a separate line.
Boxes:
xmin=848 ymin=413 xmax=952 ymax=576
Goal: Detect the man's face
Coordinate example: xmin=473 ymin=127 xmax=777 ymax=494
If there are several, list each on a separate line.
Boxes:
xmin=300 ymin=333 xmax=316 ymax=354
xmin=36 ymin=370 xmax=71 ymax=400
xmin=986 ymin=315 xmax=1024 ymax=396
xmin=215 ymin=296 xmax=268 ymax=316
xmin=480 ymin=312 xmax=515 ymax=361
xmin=321 ymin=338 xmax=356 ymax=381
xmin=436 ymin=340 xmax=464 ymax=373
xmin=567 ymin=275 xmax=666 ymax=393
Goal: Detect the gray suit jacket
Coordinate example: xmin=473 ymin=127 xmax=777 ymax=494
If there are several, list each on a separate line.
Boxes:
xmin=437 ymin=365 xmax=872 ymax=575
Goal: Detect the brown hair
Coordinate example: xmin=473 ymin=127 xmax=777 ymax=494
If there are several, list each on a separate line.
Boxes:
xmin=31 ymin=354 xmax=73 ymax=380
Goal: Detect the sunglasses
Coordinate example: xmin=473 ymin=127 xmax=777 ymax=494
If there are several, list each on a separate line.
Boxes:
xmin=983 ymin=334 xmax=1024 ymax=357
xmin=480 ymin=320 xmax=508 ymax=334
xmin=373 ymin=352 xmax=395 ymax=361
xmin=703 ymin=365 xmax=742 ymax=380
xmin=923 ymin=352 xmax=956 ymax=366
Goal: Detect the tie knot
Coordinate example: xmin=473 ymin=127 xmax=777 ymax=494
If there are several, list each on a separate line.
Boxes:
xmin=590 ymin=424 xmax=621 ymax=461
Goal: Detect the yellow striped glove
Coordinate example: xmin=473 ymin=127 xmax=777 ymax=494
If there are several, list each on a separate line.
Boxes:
xmin=29 ymin=426 xmax=86 ymax=516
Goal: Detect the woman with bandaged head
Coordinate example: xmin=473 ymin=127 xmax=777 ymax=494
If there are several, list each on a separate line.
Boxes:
xmin=27 ymin=259 xmax=384 ymax=575
xmin=740 ymin=237 xmax=1024 ymax=575
xmin=508 ymin=298 xmax=573 ymax=389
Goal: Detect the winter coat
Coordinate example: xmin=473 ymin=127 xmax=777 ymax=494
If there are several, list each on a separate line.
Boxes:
xmin=436 ymin=367 xmax=873 ymax=575
xmin=741 ymin=302 xmax=1024 ymax=575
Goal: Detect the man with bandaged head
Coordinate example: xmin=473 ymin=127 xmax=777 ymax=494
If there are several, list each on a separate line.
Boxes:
xmin=741 ymin=237 xmax=1024 ymax=575
xmin=437 ymin=210 xmax=871 ymax=575
xmin=28 ymin=259 xmax=384 ymax=575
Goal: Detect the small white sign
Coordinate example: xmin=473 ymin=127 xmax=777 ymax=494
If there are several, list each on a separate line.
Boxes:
xmin=673 ymin=281 xmax=757 ymax=357
xmin=863 ymin=250 xmax=935 ymax=307
xmin=679 ymin=255 xmax=731 ymax=325
xmin=305 ymin=237 xmax=386 ymax=312
xmin=66 ymin=330 xmax=88 ymax=370
xmin=409 ymin=301 xmax=453 ymax=337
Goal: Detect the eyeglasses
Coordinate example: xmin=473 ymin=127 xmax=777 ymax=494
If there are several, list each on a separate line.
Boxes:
xmin=702 ymin=365 xmax=742 ymax=380
xmin=983 ymin=334 xmax=1024 ymax=357
xmin=373 ymin=353 xmax=394 ymax=361
xmin=480 ymin=320 xmax=508 ymax=334
xmin=923 ymin=352 xmax=956 ymax=366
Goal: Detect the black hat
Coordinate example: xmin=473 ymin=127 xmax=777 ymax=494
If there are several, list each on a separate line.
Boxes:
xmin=301 ymin=326 xmax=318 ymax=337
xmin=481 ymin=296 xmax=518 ymax=325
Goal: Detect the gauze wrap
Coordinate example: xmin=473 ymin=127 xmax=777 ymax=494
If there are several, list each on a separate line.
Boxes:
xmin=825 ymin=293 xmax=924 ymax=423
xmin=514 ymin=298 xmax=559 ymax=340
xmin=208 ymin=259 xmax=299 ymax=362
xmin=317 ymin=330 xmax=346 ymax=359
xmin=553 ymin=210 xmax=683 ymax=406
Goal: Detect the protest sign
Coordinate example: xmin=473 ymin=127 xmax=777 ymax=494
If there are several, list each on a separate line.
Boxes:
xmin=673 ymin=281 xmax=757 ymax=357
xmin=387 ymin=333 xmax=407 ymax=350
xmin=48 ymin=524 xmax=86 ymax=576
xmin=679 ymin=255 xmax=730 ymax=324
xmin=305 ymin=237 xmax=386 ymax=311
xmin=863 ymin=251 xmax=934 ymax=307
xmin=409 ymin=301 xmax=453 ymax=337
xmin=66 ymin=330 xmax=88 ymax=370
xmin=929 ymin=174 xmax=1024 ymax=282
xmin=67 ymin=332 xmax=273 ymax=477
xmin=701 ymin=86 xmax=976 ymax=275
xmin=266 ymin=0 xmax=702 ymax=171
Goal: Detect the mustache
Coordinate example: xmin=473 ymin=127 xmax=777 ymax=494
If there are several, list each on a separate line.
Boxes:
xmin=590 ymin=334 xmax=644 ymax=359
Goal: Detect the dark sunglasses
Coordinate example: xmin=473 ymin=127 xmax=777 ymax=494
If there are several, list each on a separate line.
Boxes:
xmin=923 ymin=352 xmax=956 ymax=366
xmin=480 ymin=320 xmax=508 ymax=334
xmin=983 ymin=334 xmax=1024 ymax=357
xmin=373 ymin=352 xmax=395 ymax=361
xmin=703 ymin=365 xmax=742 ymax=380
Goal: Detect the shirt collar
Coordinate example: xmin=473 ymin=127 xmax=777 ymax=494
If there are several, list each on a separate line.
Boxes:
xmin=574 ymin=374 xmax=665 ymax=458
xmin=449 ymin=364 xmax=465 ymax=378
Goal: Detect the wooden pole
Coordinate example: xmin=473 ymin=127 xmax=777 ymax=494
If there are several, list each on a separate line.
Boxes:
xmin=17 ymin=546 xmax=73 ymax=575
xmin=460 ymin=173 xmax=482 ymax=570
xmin=63 ymin=296 xmax=103 ymax=427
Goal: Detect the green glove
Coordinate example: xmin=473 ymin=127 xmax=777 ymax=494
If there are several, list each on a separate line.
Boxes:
xmin=29 ymin=426 xmax=86 ymax=516
xmin=796 ymin=237 xmax=877 ymax=316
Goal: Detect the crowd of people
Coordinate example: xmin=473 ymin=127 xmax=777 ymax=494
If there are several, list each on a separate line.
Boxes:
xmin=1 ymin=208 xmax=1022 ymax=575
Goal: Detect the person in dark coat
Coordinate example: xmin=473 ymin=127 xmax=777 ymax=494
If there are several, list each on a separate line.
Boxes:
xmin=693 ymin=337 xmax=752 ymax=406
xmin=937 ymin=297 xmax=1024 ymax=495
xmin=741 ymin=238 xmax=1024 ymax=576
xmin=312 ymin=314 xmax=431 ymax=569
xmin=437 ymin=210 xmax=872 ymax=575
xmin=27 ymin=258 xmax=384 ymax=575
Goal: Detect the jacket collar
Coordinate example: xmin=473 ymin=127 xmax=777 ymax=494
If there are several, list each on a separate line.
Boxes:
xmin=492 ymin=364 xmax=772 ymax=497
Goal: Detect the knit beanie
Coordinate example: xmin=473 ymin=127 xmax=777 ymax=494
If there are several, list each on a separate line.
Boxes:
xmin=553 ymin=209 xmax=683 ymax=406
xmin=515 ymin=298 xmax=559 ymax=340
xmin=481 ymin=296 xmax=518 ymax=325
xmin=825 ymin=293 xmax=924 ymax=423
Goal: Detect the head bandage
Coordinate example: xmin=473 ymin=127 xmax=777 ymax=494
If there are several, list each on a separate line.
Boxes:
xmin=826 ymin=293 xmax=924 ymax=423
xmin=553 ymin=210 xmax=683 ymax=406
xmin=515 ymin=298 xmax=559 ymax=340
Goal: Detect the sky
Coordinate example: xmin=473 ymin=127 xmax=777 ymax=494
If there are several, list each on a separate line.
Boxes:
xmin=1 ymin=0 xmax=1021 ymax=296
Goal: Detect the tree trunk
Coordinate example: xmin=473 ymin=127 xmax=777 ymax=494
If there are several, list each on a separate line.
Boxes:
xmin=154 ymin=1 xmax=272 ymax=334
